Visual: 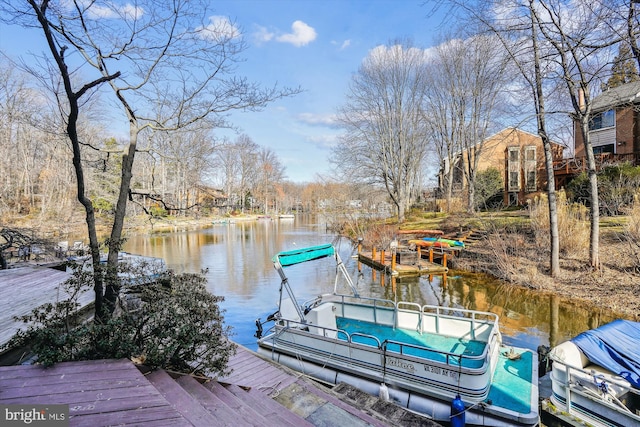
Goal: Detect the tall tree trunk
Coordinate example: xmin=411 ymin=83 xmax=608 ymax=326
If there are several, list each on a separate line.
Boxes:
xmin=28 ymin=0 xmax=107 ymax=318
xmin=530 ymin=2 xmax=560 ymax=276
xmin=103 ymin=122 xmax=138 ymax=318
xmin=580 ymin=118 xmax=600 ymax=268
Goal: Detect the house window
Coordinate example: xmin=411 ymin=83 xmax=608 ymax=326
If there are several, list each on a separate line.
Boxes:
xmin=589 ymin=109 xmax=615 ymax=131
xmin=593 ymin=144 xmax=614 ymax=155
xmin=508 ymin=147 xmax=520 ymax=192
xmin=524 ymin=146 xmax=537 ymax=192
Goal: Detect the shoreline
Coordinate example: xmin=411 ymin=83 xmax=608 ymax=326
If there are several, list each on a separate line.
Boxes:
xmin=7 ymin=213 xmax=638 ymax=321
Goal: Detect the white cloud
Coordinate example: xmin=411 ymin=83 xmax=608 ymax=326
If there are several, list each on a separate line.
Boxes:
xmin=276 ymin=21 xmax=317 ymax=47
xmin=307 ymin=133 xmax=339 ymax=149
xmin=331 ymin=39 xmax=351 ymax=50
xmin=253 ymin=25 xmax=275 ymax=44
xmin=297 ymin=112 xmax=338 ymax=127
xmin=198 ymin=16 xmax=241 ymax=42
xmin=73 ymin=1 xmax=143 ymax=20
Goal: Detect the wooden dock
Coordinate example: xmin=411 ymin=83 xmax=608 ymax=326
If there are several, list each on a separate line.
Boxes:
xmin=0 ymin=265 xmax=94 ymax=354
xmin=357 ymin=248 xmax=449 ymax=276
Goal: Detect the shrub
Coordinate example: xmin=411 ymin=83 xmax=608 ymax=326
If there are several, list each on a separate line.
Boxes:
xmin=566 ymin=164 xmax=640 ymax=215
xmin=4 ymin=264 xmax=235 ymax=376
xmin=474 ymin=167 xmax=504 ymax=211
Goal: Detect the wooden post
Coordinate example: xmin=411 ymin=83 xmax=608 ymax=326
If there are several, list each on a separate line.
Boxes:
xmin=372 ymin=247 xmax=377 ymax=260
xmin=380 ymin=249 xmax=385 ymax=265
xmin=429 ymin=249 xmax=433 ymax=263
xmin=417 ymin=246 xmax=421 ymax=259
xmin=443 ymin=253 xmax=448 ymax=269
xmin=391 ymin=251 xmax=396 ymax=271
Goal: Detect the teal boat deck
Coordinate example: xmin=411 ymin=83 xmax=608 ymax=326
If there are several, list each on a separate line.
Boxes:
xmin=335 ymin=317 xmax=533 ymax=415
xmin=336 ymin=317 xmax=486 ymax=369
xmin=487 ymin=350 xmax=533 ymax=414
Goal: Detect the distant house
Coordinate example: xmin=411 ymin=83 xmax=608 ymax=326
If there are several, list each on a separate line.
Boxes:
xmin=554 ymin=81 xmax=640 ymax=188
xmin=438 ymin=127 xmax=564 ymax=206
xmin=575 ymin=81 xmax=640 ymax=157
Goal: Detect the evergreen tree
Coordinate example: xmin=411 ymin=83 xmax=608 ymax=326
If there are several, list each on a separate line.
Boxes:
xmin=603 ymin=44 xmax=639 ymax=90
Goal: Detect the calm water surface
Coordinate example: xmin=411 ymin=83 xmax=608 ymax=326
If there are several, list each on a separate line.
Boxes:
xmin=123 ymin=215 xmax=617 ymax=351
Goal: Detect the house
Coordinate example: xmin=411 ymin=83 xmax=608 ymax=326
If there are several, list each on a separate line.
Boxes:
xmin=552 ymin=82 xmax=640 ymax=188
xmin=438 ymin=127 xmax=564 ymax=207
xmin=574 ymin=80 xmax=640 ymax=158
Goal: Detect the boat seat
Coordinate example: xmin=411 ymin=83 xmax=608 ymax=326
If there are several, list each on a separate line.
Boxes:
xmin=280 ymin=298 xmax=301 ymax=323
xmin=551 ymin=340 xmax=631 ymax=398
xmin=305 ymin=303 xmax=337 ymax=338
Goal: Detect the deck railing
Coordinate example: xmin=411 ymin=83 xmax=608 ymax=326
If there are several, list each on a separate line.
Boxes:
xmin=553 ymin=153 xmax=640 ymax=176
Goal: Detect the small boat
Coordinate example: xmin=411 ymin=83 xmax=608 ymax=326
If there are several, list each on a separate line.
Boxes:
xmin=544 ymin=319 xmax=640 ymax=427
xmin=422 ymin=236 xmax=465 ymax=248
xmin=212 ymin=218 xmax=232 ymax=224
xmin=255 ymin=243 xmax=539 ymax=426
xmin=278 ymin=214 xmax=295 ymax=219
xmin=408 ymin=239 xmax=450 ymax=248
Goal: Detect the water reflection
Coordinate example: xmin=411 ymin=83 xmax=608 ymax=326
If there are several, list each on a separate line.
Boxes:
xmin=124 ymin=215 xmax=619 ymax=351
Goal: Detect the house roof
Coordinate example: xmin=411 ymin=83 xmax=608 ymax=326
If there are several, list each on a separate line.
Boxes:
xmin=591 ymin=80 xmax=640 ymax=113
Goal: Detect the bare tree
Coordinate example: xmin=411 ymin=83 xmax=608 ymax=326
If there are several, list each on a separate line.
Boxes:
xmin=334 ymin=40 xmax=430 ymax=223
xmin=253 ymin=147 xmax=285 ymax=214
xmin=3 ymin=0 xmax=299 ymax=320
xmin=211 ymin=134 xmax=260 ymax=212
xmin=425 ymin=34 xmax=508 ymax=214
xmin=459 ymin=0 xmax=563 ymax=276
xmin=529 ymin=0 xmax=619 ymax=269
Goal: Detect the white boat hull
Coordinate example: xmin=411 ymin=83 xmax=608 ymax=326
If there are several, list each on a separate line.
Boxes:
xmin=258 ymin=298 xmax=538 ymax=426
xmin=547 ymin=340 xmax=640 ymax=427
xmin=259 ymin=347 xmax=537 ymax=426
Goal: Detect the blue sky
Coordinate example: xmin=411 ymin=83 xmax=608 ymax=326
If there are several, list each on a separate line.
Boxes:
xmin=0 ymin=1 xmax=447 ymax=183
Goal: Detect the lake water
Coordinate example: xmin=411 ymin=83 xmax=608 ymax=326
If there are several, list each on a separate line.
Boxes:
xmin=123 ymin=214 xmax=618 ymax=353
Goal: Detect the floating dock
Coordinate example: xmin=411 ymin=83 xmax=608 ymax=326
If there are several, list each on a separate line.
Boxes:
xmin=357 ymin=247 xmax=449 ymax=276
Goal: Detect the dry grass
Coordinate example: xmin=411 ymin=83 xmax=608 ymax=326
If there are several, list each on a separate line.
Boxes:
xmin=388 ymin=204 xmax=640 ymax=320
xmin=527 ymin=191 xmax=590 ymax=259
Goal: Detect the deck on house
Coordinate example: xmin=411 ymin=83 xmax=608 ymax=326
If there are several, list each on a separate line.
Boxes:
xmin=0 ymin=347 xmax=440 ymax=426
xmin=0 ymin=265 xmax=94 ymax=352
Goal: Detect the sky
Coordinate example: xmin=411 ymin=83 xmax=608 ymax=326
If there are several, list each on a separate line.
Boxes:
xmin=0 ymin=1 xmax=450 ymax=183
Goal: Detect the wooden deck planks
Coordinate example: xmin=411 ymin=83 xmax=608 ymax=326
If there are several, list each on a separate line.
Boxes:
xmin=219 ymin=346 xmax=299 ymax=391
xmin=0 ymin=266 xmax=94 ymax=349
xmin=0 ymin=359 xmax=191 ymax=426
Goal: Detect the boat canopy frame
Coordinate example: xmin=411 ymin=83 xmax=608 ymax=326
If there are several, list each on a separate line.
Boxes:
xmin=272 ymin=243 xmax=359 ymax=323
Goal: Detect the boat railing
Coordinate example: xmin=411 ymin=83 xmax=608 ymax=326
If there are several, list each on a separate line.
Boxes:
xmin=275 ymin=318 xmax=356 ymax=343
xmin=322 ymin=294 xmax=499 ymax=341
xmin=421 ymin=305 xmax=499 ymax=340
xmin=550 ymin=357 xmax=640 ymax=418
xmin=382 ymin=334 xmax=491 ymax=370
xmin=273 ymin=317 xmax=489 ymax=370
xmin=332 ymin=293 xmax=396 ymax=325
xmin=350 ymin=332 xmax=382 ymax=348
